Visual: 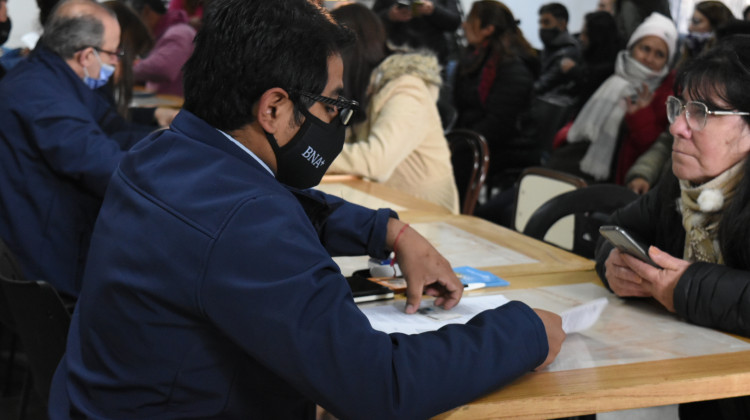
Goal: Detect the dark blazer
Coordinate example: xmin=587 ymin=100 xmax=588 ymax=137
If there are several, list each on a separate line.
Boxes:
xmin=0 ymin=47 xmax=151 ymax=298
xmin=50 ymin=110 xmax=549 ymax=419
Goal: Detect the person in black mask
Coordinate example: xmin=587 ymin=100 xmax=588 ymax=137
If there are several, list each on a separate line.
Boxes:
xmin=49 ymin=0 xmax=565 ymax=418
xmin=534 ymin=2 xmax=581 ymax=101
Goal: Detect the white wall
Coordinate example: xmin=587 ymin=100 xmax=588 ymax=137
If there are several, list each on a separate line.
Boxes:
xmin=5 ymin=1 xmax=41 ymax=49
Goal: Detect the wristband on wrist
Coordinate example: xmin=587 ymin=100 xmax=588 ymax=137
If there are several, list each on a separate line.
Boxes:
xmin=390 ymin=223 xmax=410 ymax=268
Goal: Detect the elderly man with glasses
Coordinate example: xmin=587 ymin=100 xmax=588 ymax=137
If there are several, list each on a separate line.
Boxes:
xmin=0 ymin=0 xmax=159 ymax=300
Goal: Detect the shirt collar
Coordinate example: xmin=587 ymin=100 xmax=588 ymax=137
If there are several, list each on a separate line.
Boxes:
xmin=217 ymin=129 xmax=274 ymax=177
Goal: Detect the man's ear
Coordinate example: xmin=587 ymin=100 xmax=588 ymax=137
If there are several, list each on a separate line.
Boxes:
xmin=256 ymin=88 xmax=293 ymax=134
xmin=74 ymin=46 xmax=96 ymax=69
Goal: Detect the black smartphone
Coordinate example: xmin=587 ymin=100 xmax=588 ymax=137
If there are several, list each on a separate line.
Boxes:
xmin=346 ymin=269 xmax=395 ymax=303
xmin=599 ymin=225 xmax=661 ymax=268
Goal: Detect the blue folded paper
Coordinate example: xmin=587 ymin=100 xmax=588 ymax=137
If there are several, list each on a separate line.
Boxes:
xmin=454 ymin=266 xmax=509 ymax=289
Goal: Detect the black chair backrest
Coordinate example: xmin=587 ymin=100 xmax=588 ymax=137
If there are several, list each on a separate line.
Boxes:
xmin=523 ymin=184 xmax=639 ymax=258
xmin=447 ymin=129 xmax=490 ymax=215
xmin=0 ymin=237 xmax=23 ymax=280
xmin=0 ymin=275 xmax=71 ymax=403
xmin=437 ymin=99 xmax=458 ymax=134
xmin=0 ymin=237 xmax=24 ymax=331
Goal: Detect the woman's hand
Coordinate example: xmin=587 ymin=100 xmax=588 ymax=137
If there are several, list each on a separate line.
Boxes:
xmin=620 ymin=246 xmax=691 ymax=312
xmin=626 ymin=83 xmax=654 ymax=115
xmin=604 ymin=248 xmax=651 ymax=297
xmin=627 ymin=177 xmax=651 ymax=194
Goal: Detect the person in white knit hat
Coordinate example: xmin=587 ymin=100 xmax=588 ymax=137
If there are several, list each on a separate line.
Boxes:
xmin=546 ymin=12 xmax=677 ymax=185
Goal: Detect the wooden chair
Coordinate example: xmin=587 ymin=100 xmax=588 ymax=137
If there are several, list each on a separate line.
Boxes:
xmin=523 ymin=184 xmax=639 ymax=259
xmin=0 ymin=275 xmax=71 ymax=419
xmin=447 ymin=129 xmax=490 ymax=215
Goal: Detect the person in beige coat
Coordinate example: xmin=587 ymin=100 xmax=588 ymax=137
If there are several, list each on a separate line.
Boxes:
xmin=328 ymin=3 xmax=459 ymax=213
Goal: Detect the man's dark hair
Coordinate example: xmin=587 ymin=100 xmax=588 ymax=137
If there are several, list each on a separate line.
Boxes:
xmin=539 ymin=3 xmax=568 ymax=23
xmin=128 ymin=0 xmax=166 ymax=15
xmin=182 ymin=0 xmax=354 ymax=132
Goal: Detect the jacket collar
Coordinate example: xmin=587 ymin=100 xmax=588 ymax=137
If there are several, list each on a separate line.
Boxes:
xmin=169 ymin=110 xmax=275 ymax=178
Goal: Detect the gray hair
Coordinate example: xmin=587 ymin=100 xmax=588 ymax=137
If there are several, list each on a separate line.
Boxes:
xmin=39 ymin=0 xmax=117 ymax=59
xmin=41 ymin=15 xmax=104 ymax=59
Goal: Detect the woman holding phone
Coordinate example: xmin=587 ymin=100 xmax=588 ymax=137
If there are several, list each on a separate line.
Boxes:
xmin=596 ymin=36 xmax=750 ymax=419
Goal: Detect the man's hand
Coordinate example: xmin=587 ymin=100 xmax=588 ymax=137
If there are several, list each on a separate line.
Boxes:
xmin=414 ymin=0 xmax=435 ymax=16
xmin=621 ymin=246 xmax=690 ymax=312
xmin=533 ymin=309 xmax=565 ymax=371
xmin=387 ymin=219 xmax=462 ymax=314
xmin=388 ymin=4 xmax=413 ymax=22
xmin=560 ymin=57 xmax=577 ymax=73
xmin=627 ymin=177 xmax=650 ymax=194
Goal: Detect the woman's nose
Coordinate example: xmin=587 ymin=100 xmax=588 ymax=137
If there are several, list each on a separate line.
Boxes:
xmin=669 ymin=109 xmax=691 ymax=139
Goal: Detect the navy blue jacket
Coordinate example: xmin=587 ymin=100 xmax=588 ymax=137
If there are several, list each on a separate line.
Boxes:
xmin=0 ymin=47 xmax=152 ymax=298
xmin=49 ymin=110 xmax=548 ymax=419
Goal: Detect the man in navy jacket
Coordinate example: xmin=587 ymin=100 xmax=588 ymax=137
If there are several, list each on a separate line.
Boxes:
xmin=0 ymin=0 xmax=153 ymax=298
xmin=49 ymin=0 xmax=564 ymax=418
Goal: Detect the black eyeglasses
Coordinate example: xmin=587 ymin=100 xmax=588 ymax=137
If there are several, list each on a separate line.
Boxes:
xmin=81 ymin=46 xmax=125 ymax=59
xmin=294 ymin=90 xmax=359 ymax=126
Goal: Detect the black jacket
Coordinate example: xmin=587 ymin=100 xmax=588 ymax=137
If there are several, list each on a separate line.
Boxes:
xmin=453 ymin=52 xmax=534 ymax=167
xmin=534 ymin=31 xmax=581 ymax=98
xmin=595 ymin=171 xmax=750 ymax=337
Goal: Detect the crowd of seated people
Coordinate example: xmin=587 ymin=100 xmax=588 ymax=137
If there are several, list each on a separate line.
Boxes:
xmin=3 ymin=0 xmax=750 ymax=417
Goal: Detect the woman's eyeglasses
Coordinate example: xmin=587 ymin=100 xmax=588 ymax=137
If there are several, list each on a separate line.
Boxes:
xmin=666 ymin=96 xmax=750 ymax=131
xmin=294 ymin=90 xmax=359 ymax=126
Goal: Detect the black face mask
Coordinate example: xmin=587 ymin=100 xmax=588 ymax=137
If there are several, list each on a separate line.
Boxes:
xmin=0 ymin=18 xmax=11 ymax=45
xmin=264 ymin=106 xmax=345 ymax=189
xmin=539 ymin=28 xmax=561 ymax=48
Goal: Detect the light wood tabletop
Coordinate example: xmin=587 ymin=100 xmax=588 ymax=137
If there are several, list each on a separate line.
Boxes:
xmin=321 ymin=176 xmax=593 ymax=276
xmin=319 ymin=175 xmax=453 ymax=215
xmin=402 ymin=213 xmax=595 ymax=277
xmin=325 ymin=176 xmax=750 ymax=418
xmin=433 ymin=271 xmax=750 ymax=419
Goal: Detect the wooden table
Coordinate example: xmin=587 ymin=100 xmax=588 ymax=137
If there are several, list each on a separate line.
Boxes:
xmin=322 ymin=176 xmax=593 ymax=276
xmin=433 ymin=271 xmax=750 ymax=419
xmin=320 ymin=175 xmax=453 ymax=215
xmin=403 ymin=213 xmax=594 ymax=277
xmin=329 ymin=177 xmax=750 ymax=418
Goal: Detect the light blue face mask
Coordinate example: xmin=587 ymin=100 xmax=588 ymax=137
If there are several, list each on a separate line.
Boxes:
xmin=83 ymin=49 xmax=115 ymax=90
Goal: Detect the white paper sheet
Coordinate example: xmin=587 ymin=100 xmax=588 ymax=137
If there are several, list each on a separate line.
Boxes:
xmin=360 ymin=294 xmax=511 ymax=335
xmin=561 ymin=297 xmax=609 ymax=333
xmin=358 ymin=283 xmax=750 ymax=373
